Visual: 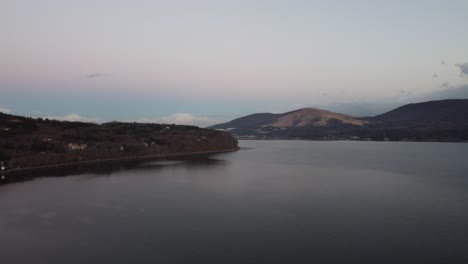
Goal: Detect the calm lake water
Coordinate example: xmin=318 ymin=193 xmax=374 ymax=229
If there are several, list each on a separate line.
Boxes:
xmin=1 ymin=140 xmax=468 ymax=264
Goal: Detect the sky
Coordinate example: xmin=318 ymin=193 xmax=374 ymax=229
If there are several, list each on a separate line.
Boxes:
xmin=1 ymin=0 xmax=468 ymax=126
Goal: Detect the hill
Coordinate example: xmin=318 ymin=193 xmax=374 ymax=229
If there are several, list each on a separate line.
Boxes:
xmin=210 ymin=112 xmax=288 ymax=130
xmin=210 ymin=99 xmax=468 ymax=141
xmin=373 ymin=99 xmax=468 ymax=124
xmin=0 ymin=113 xmax=238 ymax=173
xmin=266 ymin=108 xmax=366 ymax=127
xmin=211 ymin=108 xmax=365 ymax=130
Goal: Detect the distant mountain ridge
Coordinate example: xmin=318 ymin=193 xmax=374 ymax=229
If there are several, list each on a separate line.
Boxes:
xmin=210 ymin=108 xmax=366 ymax=130
xmin=210 ymin=99 xmax=468 ymax=141
xmin=264 ymin=108 xmax=366 ymax=127
xmin=211 ymin=112 xmax=290 ymax=130
xmin=373 ymin=99 xmax=468 ymax=124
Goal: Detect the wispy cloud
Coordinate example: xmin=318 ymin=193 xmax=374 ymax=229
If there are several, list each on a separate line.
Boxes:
xmin=456 ymin=62 xmax=468 ymax=77
xmin=46 ymin=114 xmax=99 ymax=123
xmin=0 ymin=107 xmax=11 ymax=113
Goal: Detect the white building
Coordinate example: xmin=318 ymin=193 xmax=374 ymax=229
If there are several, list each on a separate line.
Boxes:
xmin=68 ymin=143 xmax=88 ymax=151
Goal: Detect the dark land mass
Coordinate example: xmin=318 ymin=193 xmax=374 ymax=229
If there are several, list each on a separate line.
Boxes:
xmin=0 ymin=113 xmax=238 ymax=179
xmin=210 ymin=99 xmax=468 ymax=142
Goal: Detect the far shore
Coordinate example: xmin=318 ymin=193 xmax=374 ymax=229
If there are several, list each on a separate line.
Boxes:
xmin=235 ymin=138 xmax=468 ymax=143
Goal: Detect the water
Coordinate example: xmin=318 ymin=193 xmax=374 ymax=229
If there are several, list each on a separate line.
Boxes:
xmin=1 ymin=140 xmax=468 ymax=264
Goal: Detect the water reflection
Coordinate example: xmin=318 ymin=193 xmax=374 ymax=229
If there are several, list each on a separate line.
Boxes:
xmin=1 ymin=141 xmax=467 ymax=264
xmin=1 ymin=155 xmax=228 ymax=186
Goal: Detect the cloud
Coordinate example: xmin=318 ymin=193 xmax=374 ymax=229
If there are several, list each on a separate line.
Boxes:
xmin=456 ymin=62 xmax=468 ymax=77
xmin=46 ymin=114 xmax=99 ymax=123
xmin=0 ymin=107 xmax=11 ymax=113
xmin=84 ymin=73 xmax=105 ymax=79
xmin=134 ymin=113 xmax=223 ymax=127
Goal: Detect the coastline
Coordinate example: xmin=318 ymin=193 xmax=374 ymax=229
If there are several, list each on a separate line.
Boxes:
xmin=1 ymin=147 xmax=239 ymax=182
xmin=235 ymin=138 xmax=468 ymax=143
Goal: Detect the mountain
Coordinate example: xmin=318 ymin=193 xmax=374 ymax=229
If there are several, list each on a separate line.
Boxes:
xmin=210 ymin=99 xmax=468 ymax=141
xmin=210 ymin=112 xmax=288 ymax=130
xmin=210 ymin=108 xmax=366 ymax=130
xmin=373 ymin=99 xmax=468 ymax=124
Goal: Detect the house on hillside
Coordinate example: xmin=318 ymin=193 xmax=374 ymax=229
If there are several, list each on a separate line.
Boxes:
xmin=68 ymin=143 xmax=88 ymax=151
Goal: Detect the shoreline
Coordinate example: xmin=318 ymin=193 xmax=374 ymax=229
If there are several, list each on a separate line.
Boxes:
xmin=1 ymin=147 xmax=239 ymax=179
xmin=235 ymin=138 xmax=468 ymax=143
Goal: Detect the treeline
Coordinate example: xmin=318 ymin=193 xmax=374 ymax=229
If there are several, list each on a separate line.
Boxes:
xmin=231 ymin=121 xmax=468 ymax=142
xmin=0 ymin=113 xmax=238 ymax=169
